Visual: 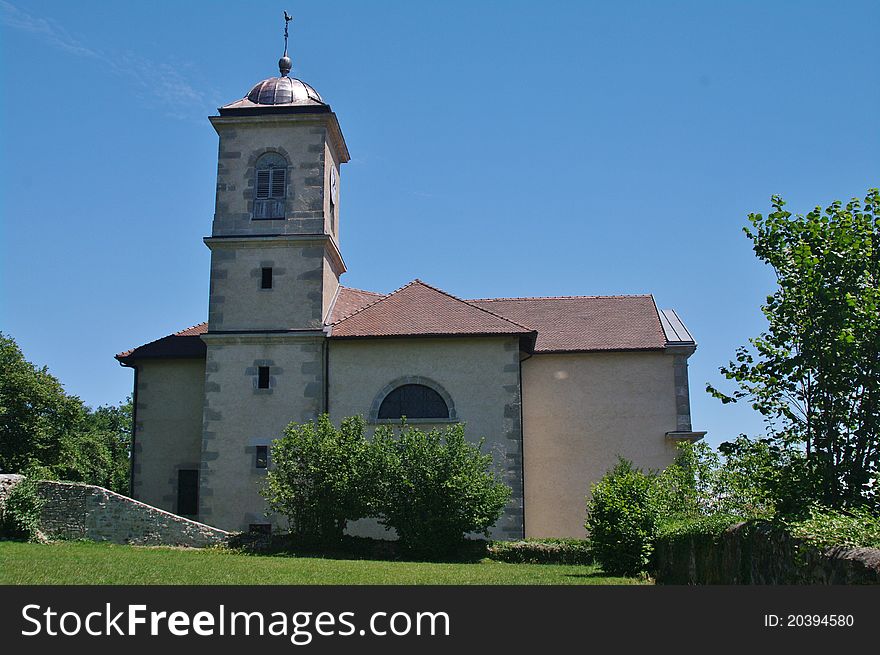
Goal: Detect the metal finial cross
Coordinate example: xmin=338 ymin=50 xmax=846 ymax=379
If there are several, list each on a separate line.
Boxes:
xmin=283 ymin=11 xmax=292 ymax=56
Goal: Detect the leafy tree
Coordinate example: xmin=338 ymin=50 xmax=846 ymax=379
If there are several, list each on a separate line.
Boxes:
xmin=371 ymin=422 xmax=511 ymax=557
xmin=656 ymin=440 xmax=776 ymax=520
xmin=715 ymin=435 xmax=812 ymax=516
xmin=81 ymin=399 xmax=133 ymax=494
xmin=0 ymin=333 xmax=131 ymax=493
xmin=262 ymin=415 xmax=374 ymax=541
xmin=655 ymin=441 xmax=721 ymax=519
xmin=708 ymin=189 xmax=880 ymax=510
xmin=0 ymin=333 xmax=86 ymax=474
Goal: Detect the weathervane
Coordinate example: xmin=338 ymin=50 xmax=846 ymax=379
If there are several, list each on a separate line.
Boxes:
xmin=279 ymin=11 xmax=293 ymax=76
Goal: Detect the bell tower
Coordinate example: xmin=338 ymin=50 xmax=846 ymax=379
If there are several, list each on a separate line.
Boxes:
xmin=198 ymin=15 xmax=349 ymax=530
xmin=205 ymin=16 xmax=349 ymax=332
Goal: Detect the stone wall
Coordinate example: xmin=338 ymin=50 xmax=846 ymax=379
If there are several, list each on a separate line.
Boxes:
xmin=199 ymin=333 xmax=325 ymax=532
xmin=34 ymin=480 xmax=230 ymax=548
xmin=654 ymin=521 xmax=880 ymax=585
xmin=0 ymin=474 xmax=24 ymax=508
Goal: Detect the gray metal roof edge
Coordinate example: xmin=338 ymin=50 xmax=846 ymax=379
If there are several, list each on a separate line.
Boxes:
xmin=659 ymin=308 xmax=696 ymax=345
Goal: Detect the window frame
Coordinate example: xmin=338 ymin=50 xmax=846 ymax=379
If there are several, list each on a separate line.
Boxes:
xmin=369 ymin=376 xmax=458 ymax=424
xmin=260 ymin=267 xmax=273 ymax=290
xmin=257 ymin=366 xmax=270 ymax=389
xmin=255 ymin=445 xmax=269 ymax=469
xmin=253 ymin=152 xmax=288 ymax=220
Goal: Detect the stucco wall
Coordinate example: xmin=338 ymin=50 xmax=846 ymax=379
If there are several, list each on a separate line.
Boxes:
xmin=522 ymin=351 xmax=680 ymax=538
xmin=328 ymin=336 xmax=525 ymax=540
xmin=132 ymin=358 xmax=205 ymax=513
xmin=199 ymin=334 xmax=325 ymax=532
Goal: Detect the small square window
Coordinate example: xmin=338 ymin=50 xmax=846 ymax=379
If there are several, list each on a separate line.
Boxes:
xmin=249 ymin=523 xmax=272 ymax=535
xmin=258 ymin=366 xmax=270 ymax=389
xmin=261 ymin=267 xmax=273 ymax=289
xmin=255 ymin=445 xmax=269 ymax=469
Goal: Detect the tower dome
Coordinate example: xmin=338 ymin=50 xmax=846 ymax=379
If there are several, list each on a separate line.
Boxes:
xmin=224 ymin=12 xmax=325 ymax=111
xmin=246 ymin=75 xmax=323 ymax=106
xmin=217 ymin=14 xmax=333 ymax=115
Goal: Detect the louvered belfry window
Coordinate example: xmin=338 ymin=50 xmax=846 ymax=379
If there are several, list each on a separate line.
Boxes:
xmin=253 ymin=153 xmax=287 ymax=219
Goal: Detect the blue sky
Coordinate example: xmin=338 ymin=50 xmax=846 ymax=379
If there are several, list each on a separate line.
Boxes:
xmin=1 ymin=1 xmax=877 ymax=448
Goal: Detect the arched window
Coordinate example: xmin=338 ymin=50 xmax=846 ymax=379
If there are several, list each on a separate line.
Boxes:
xmin=253 ymin=152 xmax=287 ymax=219
xmin=378 ymin=384 xmax=450 ymax=420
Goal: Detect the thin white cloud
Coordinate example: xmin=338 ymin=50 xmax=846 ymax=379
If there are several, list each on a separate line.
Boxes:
xmin=1 ymin=0 xmax=218 ymax=120
xmin=106 ymin=51 xmax=219 ymax=119
xmin=0 ymin=0 xmax=98 ymax=58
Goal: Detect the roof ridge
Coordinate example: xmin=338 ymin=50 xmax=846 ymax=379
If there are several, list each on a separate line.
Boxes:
xmin=406 ymin=279 xmax=535 ymax=333
xmin=331 ymin=280 xmax=419 ymax=325
xmin=332 ymin=279 xmax=535 ymax=333
xmin=116 ymin=321 xmax=207 ymax=359
xmin=175 ymin=321 xmax=208 ymax=335
xmin=470 ymin=294 xmax=654 ymax=302
xmin=339 ymin=284 xmax=385 ymax=297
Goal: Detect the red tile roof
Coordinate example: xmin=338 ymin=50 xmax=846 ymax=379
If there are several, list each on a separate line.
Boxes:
xmin=328 ymin=286 xmax=384 ymax=324
xmin=116 ymin=283 xmax=686 ymax=361
xmin=469 ymin=295 xmax=667 ymax=352
xmin=330 ymin=280 xmax=535 ymax=341
xmin=173 ymin=323 xmax=209 ymax=337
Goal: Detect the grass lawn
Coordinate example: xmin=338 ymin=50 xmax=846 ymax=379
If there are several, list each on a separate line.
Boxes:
xmin=0 ymin=541 xmax=647 ymax=585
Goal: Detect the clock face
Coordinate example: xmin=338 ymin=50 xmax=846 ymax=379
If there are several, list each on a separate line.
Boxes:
xmin=330 ymin=166 xmax=339 ymax=205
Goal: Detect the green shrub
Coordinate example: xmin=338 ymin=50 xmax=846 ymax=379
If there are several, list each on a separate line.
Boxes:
xmin=787 ymin=505 xmax=880 ymax=550
xmin=656 ymin=513 xmax=744 ymax=542
xmin=585 ymin=458 xmax=661 ymax=576
xmin=0 ymin=478 xmax=44 ymax=541
xmin=587 ymin=442 xmax=776 ymax=577
xmin=488 ymin=538 xmax=592 ymax=565
xmin=371 ymin=422 xmax=511 ymax=557
xmin=262 ymin=415 xmax=374 ymax=542
xmin=261 ymin=416 xmax=511 ymax=558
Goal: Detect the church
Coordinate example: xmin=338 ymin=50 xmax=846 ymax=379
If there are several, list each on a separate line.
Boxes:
xmin=116 ymin=29 xmax=704 ymax=540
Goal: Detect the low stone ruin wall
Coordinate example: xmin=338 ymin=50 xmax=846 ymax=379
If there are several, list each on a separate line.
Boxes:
xmin=654 ymin=520 xmax=880 ymax=585
xmin=30 ymin=479 xmax=230 ymax=548
xmin=0 ymin=473 xmax=24 ymax=507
